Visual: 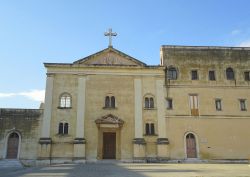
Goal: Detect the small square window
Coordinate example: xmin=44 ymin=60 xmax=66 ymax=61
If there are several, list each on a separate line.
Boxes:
xmin=168 ymin=67 xmax=178 ymax=80
xmin=209 ymin=71 xmax=216 ymax=81
xmin=215 ymin=99 xmax=222 ymax=111
xmin=191 ymin=70 xmax=198 ymax=80
xmin=244 ymin=72 xmax=250 ymax=81
xmin=239 ymin=99 xmax=247 ymax=111
xmin=166 ymin=98 xmax=173 ymax=109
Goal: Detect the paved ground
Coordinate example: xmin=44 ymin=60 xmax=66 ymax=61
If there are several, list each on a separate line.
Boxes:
xmin=1 ymin=163 xmax=250 ymax=177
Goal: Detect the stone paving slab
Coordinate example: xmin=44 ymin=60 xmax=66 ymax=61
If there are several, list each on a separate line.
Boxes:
xmin=0 ymin=163 xmax=250 ymax=177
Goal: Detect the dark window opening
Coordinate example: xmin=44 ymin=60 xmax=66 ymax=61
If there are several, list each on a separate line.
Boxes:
xmin=145 ymin=123 xmax=155 ymax=135
xmin=58 ymin=123 xmax=64 ymax=134
xmin=58 ymin=122 xmax=69 ymax=135
xmin=145 ymin=97 xmax=149 ymax=108
xmin=244 ymin=72 xmax=250 ymax=81
xmin=166 ymin=98 xmax=173 ymax=109
xmin=168 ymin=67 xmax=177 ymax=80
xmin=240 ymin=99 xmax=247 ymax=111
xmin=111 ymin=96 xmax=115 ymax=108
xmin=105 ymin=96 xmax=110 ymax=107
xmin=209 ymin=71 xmax=216 ymax=81
xmin=226 ymin=68 xmax=234 ymax=80
xmin=215 ymin=99 xmax=222 ymax=111
xmin=64 ymin=123 xmax=68 ymax=134
xmin=145 ymin=97 xmax=154 ymax=108
xmin=145 ymin=123 xmax=150 ymax=135
xmin=150 ymin=123 xmax=155 ymax=135
xmin=104 ymin=96 xmax=115 ymax=108
xmin=191 ymin=70 xmax=198 ymax=80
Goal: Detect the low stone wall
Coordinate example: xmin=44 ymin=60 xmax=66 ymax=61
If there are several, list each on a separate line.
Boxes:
xmin=0 ymin=108 xmax=43 ymax=161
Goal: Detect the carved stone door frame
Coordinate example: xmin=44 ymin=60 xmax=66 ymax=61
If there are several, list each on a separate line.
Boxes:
xmin=4 ymin=131 xmax=21 ymax=159
xmin=95 ymin=114 xmax=124 ymax=160
xmin=184 ymin=132 xmax=199 ymax=159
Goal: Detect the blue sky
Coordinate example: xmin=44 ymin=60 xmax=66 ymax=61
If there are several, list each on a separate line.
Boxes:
xmin=0 ymin=0 xmax=250 ymax=108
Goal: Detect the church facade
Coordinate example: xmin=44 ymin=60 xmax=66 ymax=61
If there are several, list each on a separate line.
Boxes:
xmin=0 ymin=44 xmax=250 ymax=165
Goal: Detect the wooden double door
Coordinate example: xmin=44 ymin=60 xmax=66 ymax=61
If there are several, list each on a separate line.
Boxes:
xmin=103 ymin=132 xmax=116 ymax=159
xmin=186 ymin=133 xmax=197 ymax=158
xmin=6 ymin=133 xmax=19 ymax=159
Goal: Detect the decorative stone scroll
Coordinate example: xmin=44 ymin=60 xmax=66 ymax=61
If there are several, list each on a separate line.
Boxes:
xmin=95 ymin=114 xmax=124 ymax=127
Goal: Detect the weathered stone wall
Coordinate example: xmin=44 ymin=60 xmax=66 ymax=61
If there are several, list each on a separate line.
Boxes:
xmin=161 ymin=46 xmax=250 ymax=160
xmin=161 ymin=46 xmax=250 ymax=85
xmin=0 ymin=109 xmax=42 ymax=164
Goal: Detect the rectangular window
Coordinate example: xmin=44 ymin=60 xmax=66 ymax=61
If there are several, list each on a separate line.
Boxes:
xmin=65 ymin=97 xmax=71 ymax=107
xmin=215 ymin=99 xmax=222 ymax=111
xmin=209 ymin=71 xmax=216 ymax=81
xmin=189 ymin=95 xmax=199 ymax=116
xmin=239 ymin=99 xmax=247 ymax=111
xmin=166 ymin=98 xmax=173 ymax=109
xmin=191 ymin=70 xmax=198 ymax=80
xmin=244 ymin=72 xmax=250 ymax=81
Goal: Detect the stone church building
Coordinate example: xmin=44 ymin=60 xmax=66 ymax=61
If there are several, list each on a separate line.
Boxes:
xmin=1 ymin=41 xmax=250 ymax=165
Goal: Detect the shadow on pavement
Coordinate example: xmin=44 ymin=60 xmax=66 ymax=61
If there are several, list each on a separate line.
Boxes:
xmin=0 ymin=163 xmax=199 ymax=177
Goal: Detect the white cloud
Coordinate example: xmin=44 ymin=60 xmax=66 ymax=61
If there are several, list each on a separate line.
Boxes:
xmin=231 ymin=29 xmax=241 ymax=35
xmin=238 ymin=40 xmax=250 ymax=47
xmin=0 ymin=90 xmax=45 ymax=102
xmin=0 ymin=93 xmax=16 ymax=97
xmin=19 ymin=90 xmax=45 ymax=102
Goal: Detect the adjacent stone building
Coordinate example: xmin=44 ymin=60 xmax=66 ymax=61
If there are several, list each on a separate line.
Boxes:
xmin=0 ymin=45 xmax=250 ymax=165
xmin=161 ymin=46 xmax=250 ymax=161
xmin=0 ymin=109 xmax=42 ymax=165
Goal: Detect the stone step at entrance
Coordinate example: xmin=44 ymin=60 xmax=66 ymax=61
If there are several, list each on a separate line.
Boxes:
xmin=0 ymin=159 xmax=23 ymax=168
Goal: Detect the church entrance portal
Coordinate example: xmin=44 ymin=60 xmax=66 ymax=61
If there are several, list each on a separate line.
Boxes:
xmin=6 ymin=132 xmax=19 ymax=159
xmin=95 ymin=114 xmax=124 ymax=160
xmin=186 ymin=133 xmax=197 ymax=158
xmin=103 ymin=132 xmax=116 ymax=159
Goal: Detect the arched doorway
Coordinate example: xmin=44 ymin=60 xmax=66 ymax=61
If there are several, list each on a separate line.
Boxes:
xmin=6 ymin=132 xmax=19 ymax=159
xmin=186 ymin=133 xmax=197 ymax=158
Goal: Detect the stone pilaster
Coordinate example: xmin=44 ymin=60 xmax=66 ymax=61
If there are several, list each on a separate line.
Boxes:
xmin=73 ymin=76 xmax=87 ymax=163
xmin=41 ymin=74 xmax=54 ymax=138
xmin=133 ymin=78 xmax=146 ymax=162
xmin=156 ymin=79 xmax=169 ymax=160
xmin=73 ymin=138 xmax=86 ymax=163
xmin=38 ymin=74 xmax=54 ymax=164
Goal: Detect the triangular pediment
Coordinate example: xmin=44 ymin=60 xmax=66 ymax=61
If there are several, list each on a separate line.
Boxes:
xmin=73 ymin=47 xmax=146 ymax=66
xmin=95 ymin=114 xmax=124 ymax=125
